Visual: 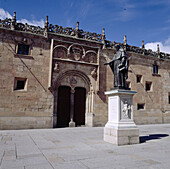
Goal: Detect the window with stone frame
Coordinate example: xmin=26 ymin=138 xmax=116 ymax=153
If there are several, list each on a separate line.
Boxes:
xmin=153 ymin=64 xmax=158 ymax=74
xmin=136 ymin=75 xmax=142 ymax=83
xmin=17 ymin=44 xmax=30 ymax=55
xmin=145 ymin=81 xmax=152 ymax=91
xmin=137 ymin=103 xmax=145 ymax=110
xmin=14 ymin=77 xmax=27 ymax=91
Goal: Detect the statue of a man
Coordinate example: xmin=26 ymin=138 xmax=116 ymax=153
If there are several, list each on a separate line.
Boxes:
xmin=104 ymin=44 xmax=129 ymax=89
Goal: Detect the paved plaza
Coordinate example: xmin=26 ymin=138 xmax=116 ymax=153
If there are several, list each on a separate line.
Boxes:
xmin=0 ymin=124 xmax=170 ymax=169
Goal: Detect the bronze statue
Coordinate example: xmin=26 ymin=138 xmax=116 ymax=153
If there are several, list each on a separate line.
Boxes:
xmin=104 ymin=44 xmax=129 ymax=89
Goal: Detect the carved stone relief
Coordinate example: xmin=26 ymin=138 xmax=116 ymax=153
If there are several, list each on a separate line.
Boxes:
xmin=91 ymin=67 xmax=97 ymax=79
xmin=67 ymin=44 xmax=85 ymax=61
xmin=85 ymin=52 xmax=97 ymax=63
xmin=53 ymin=46 xmax=67 ymax=58
xmin=69 ymin=76 xmax=77 ymax=88
xmin=72 ymin=46 xmax=82 ymax=61
xmin=121 ymin=98 xmax=132 ymax=120
xmin=54 ymin=62 xmax=60 ymax=72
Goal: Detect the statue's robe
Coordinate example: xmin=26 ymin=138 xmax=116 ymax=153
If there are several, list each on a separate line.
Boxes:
xmin=109 ymin=49 xmax=128 ymax=89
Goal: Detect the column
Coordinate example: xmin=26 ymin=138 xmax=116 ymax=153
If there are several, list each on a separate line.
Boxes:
xmin=69 ymin=89 xmax=75 ymax=127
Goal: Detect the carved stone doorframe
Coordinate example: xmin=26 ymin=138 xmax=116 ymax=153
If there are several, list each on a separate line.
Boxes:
xmin=53 ymin=70 xmax=95 ymax=127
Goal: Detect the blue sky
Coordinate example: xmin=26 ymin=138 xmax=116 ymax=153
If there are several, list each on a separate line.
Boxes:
xmin=0 ymin=0 xmax=170 ymax=53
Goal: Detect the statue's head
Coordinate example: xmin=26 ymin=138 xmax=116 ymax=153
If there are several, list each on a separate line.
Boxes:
xmin=114 ymin=44 xmax=120 ymax=51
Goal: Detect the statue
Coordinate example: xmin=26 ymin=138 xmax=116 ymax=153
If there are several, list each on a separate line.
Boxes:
xmin=104 ymin=44 xmax=129 ymax=89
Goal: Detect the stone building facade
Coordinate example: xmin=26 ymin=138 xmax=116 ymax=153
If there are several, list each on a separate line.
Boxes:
xmin=0 ymin=13 xmax=170 ymax=129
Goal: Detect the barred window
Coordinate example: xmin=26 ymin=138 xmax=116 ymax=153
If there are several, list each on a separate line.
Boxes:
xmin=17 ymin=44 xmax=29 ymax=55
xmin=153 ymin=65 xmax=158 ymax=74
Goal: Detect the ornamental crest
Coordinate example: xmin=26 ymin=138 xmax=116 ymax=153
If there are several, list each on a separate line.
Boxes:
xmin=72 ymin=47 xmax=82 ymax=61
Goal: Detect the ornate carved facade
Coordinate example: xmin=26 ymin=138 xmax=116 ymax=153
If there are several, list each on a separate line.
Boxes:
xmin=0 ymin=12 xmax=170 ymax=129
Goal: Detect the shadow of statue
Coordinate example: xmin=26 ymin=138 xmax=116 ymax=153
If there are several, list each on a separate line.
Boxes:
xmin=140 ymin=134 xmax=169 ymax=143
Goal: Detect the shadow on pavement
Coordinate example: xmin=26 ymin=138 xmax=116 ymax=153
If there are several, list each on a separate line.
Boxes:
xmin=140 ymin=134 xmax=169 ymax=143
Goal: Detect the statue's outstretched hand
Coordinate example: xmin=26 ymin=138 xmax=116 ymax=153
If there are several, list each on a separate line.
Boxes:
xmin=104 ymin=62 xmax=109 ymax=65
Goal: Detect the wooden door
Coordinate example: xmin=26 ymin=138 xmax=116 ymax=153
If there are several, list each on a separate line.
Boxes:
xmin=57 ymin=86 xmax=71 ymax=127
xmin=74 ymin=87 xmax=86 ymax=126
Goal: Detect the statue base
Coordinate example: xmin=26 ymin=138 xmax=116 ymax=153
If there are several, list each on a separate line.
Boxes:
xmin=104 ymin=89 xmax=139 ymax=146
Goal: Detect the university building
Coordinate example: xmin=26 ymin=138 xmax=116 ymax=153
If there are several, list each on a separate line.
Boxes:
xmin=0 ymin=12 xmax=170 ymax=129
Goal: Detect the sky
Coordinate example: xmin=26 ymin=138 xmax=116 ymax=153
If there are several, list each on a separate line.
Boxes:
xmin=0 ymin=0 xmax=170 ymax=53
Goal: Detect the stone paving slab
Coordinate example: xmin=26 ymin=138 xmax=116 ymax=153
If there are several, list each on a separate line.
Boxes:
xmin=0 ymin=124 xmax=170 ymax=169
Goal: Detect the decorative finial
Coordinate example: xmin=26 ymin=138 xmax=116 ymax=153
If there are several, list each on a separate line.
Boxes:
xmin=13 ymin=12 xmax=16 ymax=20
xmin=123 ymin=35 xmax=127 ymax=51
xmin=123 ymin=35 xmax=127 ymax=45
xmin=142 ymin=40 xmax=145 ymax=49
xmin=46 ymin=16 xmax=48 ymax=23
xmin=157 ymin=44 xmax=160 ymax=58
xmin=11 ymin=11 xmax=16 ymax=30
xmin=76 ymin=21 xmax=79 ymax=30
xmin=75 ymin=21 xmax=79 ymax=38
xmin=45 ymin=16 xmax=49 ymax=27
xmin=102 ymin=28 xmax=106 ymax=49
xmin=102 ymin=28 xmax=105 ymax=36
xmin=157 ymin=44 xmax=160 ymax=53
xmin=44 ymin=16 xmax=49 ymax=36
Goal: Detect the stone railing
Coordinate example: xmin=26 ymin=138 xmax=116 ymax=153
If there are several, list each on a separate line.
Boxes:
xmin=105 ymin=40 xmax=170 ymax=60
xmin=0 ymin=17 xmax=103 ymax=42
xmin=0 ymin=18 xmax=44 ymax=35
xmin=0 ymin=18 xmax=13 ymax=29
xmin=16 ymin=23 xmax=44 ymax=35
xmin=48 ymin=23 xmax=103 ymax=42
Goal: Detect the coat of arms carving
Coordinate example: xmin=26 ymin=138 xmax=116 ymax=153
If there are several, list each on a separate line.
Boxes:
xmin=72 ymin=47 xmax=82 ymax=61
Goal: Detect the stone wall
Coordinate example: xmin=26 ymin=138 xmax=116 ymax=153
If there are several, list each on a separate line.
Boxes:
xmin=0 ymin=24 xmax=170 ymax=129
xmin=0 ymin=29 xmax=53 ymax=129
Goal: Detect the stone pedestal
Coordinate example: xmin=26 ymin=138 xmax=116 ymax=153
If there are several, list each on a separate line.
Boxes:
xmin=104 ymin=89 xmax=139 ymax=146
xmin=85 ymin=112 xmax=94 ymax=127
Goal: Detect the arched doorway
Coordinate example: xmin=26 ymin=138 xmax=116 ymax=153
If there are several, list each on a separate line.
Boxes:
xmin=53 ymin=70 xmax=95 ymax=128
xmin=56 ymin=86 xmax=86 ymax=127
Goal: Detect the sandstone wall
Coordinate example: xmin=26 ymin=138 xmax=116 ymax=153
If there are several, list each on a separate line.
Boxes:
xmin=0 ymin=29 xmax=53 ymax=129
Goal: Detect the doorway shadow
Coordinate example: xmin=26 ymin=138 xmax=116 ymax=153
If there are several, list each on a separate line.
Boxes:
xmin=140 ymin=134 xmax=169 ymax=143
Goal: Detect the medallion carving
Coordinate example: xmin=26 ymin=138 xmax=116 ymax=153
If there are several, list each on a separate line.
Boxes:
xmin=72 ymin=46 xmax=82 ymax=61
xmin=68 ymin=44 xmax=85 ymax=61
xmin=85 ymin=52 xmax=97 ymax=63
xmin=69 ymin=76 xmax=77 ymax=88
xmin=53 ymin=46 xmax=67 ymax=58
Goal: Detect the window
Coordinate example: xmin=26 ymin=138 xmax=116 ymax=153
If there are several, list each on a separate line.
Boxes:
xmin=153 ymin=65 xmax=158 ymax=74
xmin=14 ymin=77 xmax=27 ymax=91
xmin=145 ymin=81 xmax=152 ymax=91
xmin=137 ymin=103 xmax=145 ymax=110
xmin=136 ymin=75 xmax=142 ymax=83
xmin=169 ymin=93 xmax=170 ymax=104
xmin=17 ymin=44 xmax=29 ymax=55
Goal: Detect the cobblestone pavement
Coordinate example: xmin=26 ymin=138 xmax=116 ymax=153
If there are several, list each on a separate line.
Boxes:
xmin=0 ymin=124 xmax=170 ymax=169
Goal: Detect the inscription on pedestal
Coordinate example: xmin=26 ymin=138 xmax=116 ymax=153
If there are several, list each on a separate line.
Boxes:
xmin=109 ymin=96 xmax=118 ymax=122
